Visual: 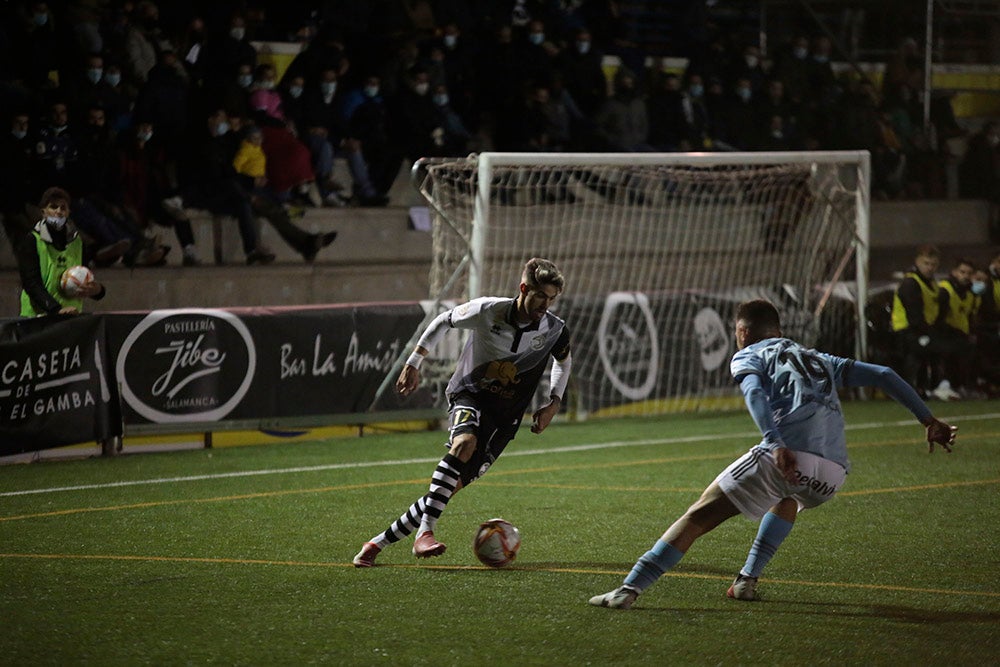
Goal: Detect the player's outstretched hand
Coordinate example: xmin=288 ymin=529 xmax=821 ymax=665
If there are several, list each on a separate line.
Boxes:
xmin=395 ymin=364 xmax=420 ymax=396
xmin=924 ymin=417 xmax=957 ymax=453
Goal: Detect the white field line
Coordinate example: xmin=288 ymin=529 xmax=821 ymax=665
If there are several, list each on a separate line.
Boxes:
xmin=3 ymin=412 xmax=998 ymax=498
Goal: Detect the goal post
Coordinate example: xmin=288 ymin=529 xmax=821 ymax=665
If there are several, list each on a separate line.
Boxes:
xmin=410 ymin=151 xmax=870 ymax=418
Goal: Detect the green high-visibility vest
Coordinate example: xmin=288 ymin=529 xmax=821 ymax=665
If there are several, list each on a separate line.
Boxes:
xmin=20 ymin=227 xmax=84 ymax=317
xmin=891 ymin=272 xmax=939 ymax=332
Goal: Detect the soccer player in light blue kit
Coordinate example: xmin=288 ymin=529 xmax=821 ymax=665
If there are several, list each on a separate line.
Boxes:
xmin=590 ymin=299 xmax=957 ymax=609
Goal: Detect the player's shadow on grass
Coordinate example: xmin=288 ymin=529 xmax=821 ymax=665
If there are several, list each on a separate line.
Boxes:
xmin=749 ymin=600 xmax=1000 ymax=625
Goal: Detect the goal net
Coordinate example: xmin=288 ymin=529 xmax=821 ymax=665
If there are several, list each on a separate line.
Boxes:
xmin=410 ymin=151 xmax=870 ymax=418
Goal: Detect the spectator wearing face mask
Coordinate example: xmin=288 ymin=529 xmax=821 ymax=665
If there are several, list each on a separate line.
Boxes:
xmin=391 ymin=67 xmax=442 ymax=162
xmin=344 ymin=75 xmax=401 ymax=197
xmin=118 ymin=120 xmax=201 ymax=266
xmin=429 ymin=83 xmax=471 ymax=156
xmin=512 ymin=18 xmax=560 ymax=94
xmin=0 ymin=111 xmax=37 ymax=244
xmin=724 ymin=76 xmax=759 ymax=151
xmin=200 ymin=11 xmax=258 ymax=92
xmin=557 ymin=26 xmax=606 ymax=118
xmin=11 ymin=1 xmax=65 ymax=90
xmin=97 ymin=61 xmax=134 ymax=133
xmin=435 ymin=22 xmax=478 ymax=129
xmin=16 ymin=187 xmax=106 ymax=316
xmin=594 ymin=67 xmax=651 ymax=153
xmin=733 ymin=44 xmax=768 ymax=97
xmin=300 ymin=67 xmax=387 ymax=207
xmin=773 ymin=35 xmax=812 ymax=107
xmin=33 ymin=99 xmax=80 ymax=194
xmin=66 ymin=53 xmax=121 ymax=127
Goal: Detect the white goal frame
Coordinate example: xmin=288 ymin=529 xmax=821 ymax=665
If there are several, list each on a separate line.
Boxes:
xmin=406 ymin=150 xmax=870 ymax=417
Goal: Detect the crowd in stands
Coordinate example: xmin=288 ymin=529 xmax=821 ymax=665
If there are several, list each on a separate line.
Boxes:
xmin=1 ymin=0 xmax=998 ymax=269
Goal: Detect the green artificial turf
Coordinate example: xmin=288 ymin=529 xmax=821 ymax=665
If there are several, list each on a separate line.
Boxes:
xmin=2 ymin=401 xmax=998 ymax=665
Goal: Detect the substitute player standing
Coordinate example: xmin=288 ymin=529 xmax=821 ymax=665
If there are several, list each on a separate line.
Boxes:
xmin=589 ymin=299 xmax=956 ymax=609
xmin=353 ymin=258 xmax=571 ymax=566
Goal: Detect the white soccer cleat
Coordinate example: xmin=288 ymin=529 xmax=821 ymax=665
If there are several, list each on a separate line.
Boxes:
xmin=588 ymin=585 xmax=639 ymax=610
xmin=727 ymin=573 xmax=759 ymax=601
xmin=412 ymin=531 xmax=447 ymax=558
xmin=352 ymin=542 xmax=381 ymax=568
xmin=931 ymin=380 xmax=961 ymax=401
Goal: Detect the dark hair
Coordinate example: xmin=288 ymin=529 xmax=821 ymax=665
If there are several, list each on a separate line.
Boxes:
xmin=915 ymin=244 xmax=940 ymax=259
xmin=39 ymin=186 xmax=71 ymax=207
xmin=522 ymin=257 xmax=565 ymax=292
xmin=735 ymin=299 xmax=781 ymax=335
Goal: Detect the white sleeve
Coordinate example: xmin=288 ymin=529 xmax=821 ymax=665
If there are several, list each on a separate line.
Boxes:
xmin=415 ymin=309 xmax=453 ymax=352
xmin=549 ymin=353 xmax=571 ymax=400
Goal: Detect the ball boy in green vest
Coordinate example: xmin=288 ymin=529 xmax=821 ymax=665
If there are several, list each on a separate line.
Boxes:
xmin=16 ymin=187 xmax=106 ymax=317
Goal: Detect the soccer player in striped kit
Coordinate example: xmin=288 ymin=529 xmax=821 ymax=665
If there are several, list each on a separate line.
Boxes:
xmin=353 ymin=258 xmax=571 ymax=566
xmin=589 ymin=299 xmax=956 ymax=609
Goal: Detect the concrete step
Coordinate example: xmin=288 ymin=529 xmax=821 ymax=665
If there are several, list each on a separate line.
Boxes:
xmin=0 ymin=205 xmax=435 ymax=313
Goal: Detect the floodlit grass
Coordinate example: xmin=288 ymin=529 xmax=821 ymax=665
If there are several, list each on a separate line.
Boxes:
xmin=2 ymin=401 xmax=998 ymax=665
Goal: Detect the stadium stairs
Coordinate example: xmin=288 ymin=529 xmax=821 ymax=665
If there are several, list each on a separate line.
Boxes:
xmin=0 ymin=187 xmax=994 ymax=314
xmin=0 ymin=169 xmax=433 ymax=313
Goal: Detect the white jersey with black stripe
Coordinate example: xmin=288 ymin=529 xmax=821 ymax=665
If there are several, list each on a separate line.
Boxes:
xmin=443 ymin=297 xmax=570 ymax=418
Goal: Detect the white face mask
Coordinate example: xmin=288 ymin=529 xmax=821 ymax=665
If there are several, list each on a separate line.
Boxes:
xmin=12 ymin=129 xmax=27 ymax=140
xmin=745 ymin=55 xmax=759 ymax=68
xmin=289 ymin=85 xmax=303 ymax=99
xmin=237 ymin=73 xmax=253 ymax=88
xmin=321 ymin=81 xmax=337 ymax=96
xmin=971 ymin=280 xmax=987 ymax=295
xmin=443 ymin=34 xmax=457 ymax=48
xmin=793 ymin=46 xmax=808 ymax=59
xmin=46 ymin=215 xmax=67 ymax=228
xmin=414 ymin=82 xmax=430 ymax=96
xmin=105 ymin=72 xmax=121 ymax=87
xmin=230 ymin=27 xmax=245 ymax=41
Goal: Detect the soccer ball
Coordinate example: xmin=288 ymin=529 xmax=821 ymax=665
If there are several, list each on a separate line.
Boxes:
xmin=60 ymin=265 xmax=95 ymax=298
xmin=473 ymin=518 xmax=521 ymax=568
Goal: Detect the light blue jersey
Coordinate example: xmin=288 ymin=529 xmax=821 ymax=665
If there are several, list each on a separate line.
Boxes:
xmin=731 ymin=337 xmax=853 ymax=471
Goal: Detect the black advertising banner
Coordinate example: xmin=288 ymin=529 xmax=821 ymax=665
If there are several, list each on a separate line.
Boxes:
xmin=105 ymin=304 xmax=429 ymax=425
xmin=0 ymin=315 xmax=121 ymax=454
xmin=561 ymin=288 xmax=820 ymax=413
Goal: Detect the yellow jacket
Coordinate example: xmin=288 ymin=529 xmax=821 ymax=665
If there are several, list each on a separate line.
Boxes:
xmin=233 ymin=140 xmax=266 ymax=179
